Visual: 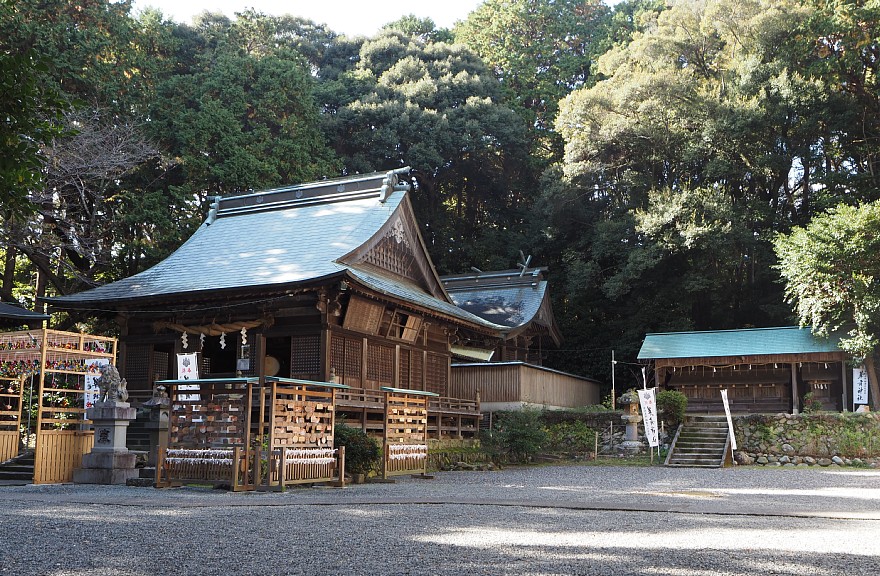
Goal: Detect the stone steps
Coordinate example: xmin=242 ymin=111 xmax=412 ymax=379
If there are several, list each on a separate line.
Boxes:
xmin=0 ymin=452 xmax=34 ymax=482
xmin=665 ymin=416 xmax=731 ymax=468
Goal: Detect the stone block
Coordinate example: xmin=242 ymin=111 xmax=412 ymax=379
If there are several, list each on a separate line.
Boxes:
xmin=81 ymin=451 xmax=137 ymax=470
xmin=86 ymin=403 xmax=137 ymax=421
xmin=72 ymin=467 xmax=139 ymax=485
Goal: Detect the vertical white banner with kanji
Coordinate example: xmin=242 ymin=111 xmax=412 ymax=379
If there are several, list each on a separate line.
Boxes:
xmin=84 ymin=358 xmax=110 ymax=408
xmin=854 ymin=366 xmax=869 ymax=407
xmin=720 ymin=388 xmax=737 ymax=450
xmin=638 ymin=388 xmax=659 ymax=448
xmin=176 ymin=353 xmax=200 ymax=401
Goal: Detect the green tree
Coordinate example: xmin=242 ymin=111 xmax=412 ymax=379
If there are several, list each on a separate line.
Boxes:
xmin=455 ymin=0 xmax=610 ymax=163
xmin=775 ymin=201 xmax=880 ymax=409
xmin=541 ymin=0 xmax=856 ymax=380
xmin=0 ymin=0 xmax=171 ymax=309
xmin=320 ymin=28 xmax=532 ymax=273
xmin=0 ymin=12 xmax=66 ymax=222
xmin=150 ymin=11 xmax=337 ymax=202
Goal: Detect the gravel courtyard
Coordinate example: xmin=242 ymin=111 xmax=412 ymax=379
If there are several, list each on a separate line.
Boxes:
xmin=2 ymin=464 xmax=879 ymax=575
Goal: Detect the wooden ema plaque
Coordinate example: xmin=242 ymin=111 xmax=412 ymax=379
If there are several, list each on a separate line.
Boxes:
xmin=382 ymin=387 xmax=433 ymax=479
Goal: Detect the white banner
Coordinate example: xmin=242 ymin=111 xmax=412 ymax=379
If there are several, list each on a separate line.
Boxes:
xmin=84 ymin=358 xmax=111 ymax=408
xmin=176 ymin=353 xmax=200 ymax=401
xmin=720 ymin=389 xmax=737 ymax=451
xmin=854 ymin=366 xmax=869 ymax=406
xmin=638 ymin=388 xmax=659 ymax=448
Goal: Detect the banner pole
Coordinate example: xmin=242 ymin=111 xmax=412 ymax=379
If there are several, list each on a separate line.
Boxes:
xmin=611 ymin=350 xmax=616 ymax=410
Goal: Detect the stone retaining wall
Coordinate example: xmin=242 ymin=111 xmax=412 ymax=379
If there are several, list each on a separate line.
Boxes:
xmin=733 ymin=412 xmax=880 ymax=467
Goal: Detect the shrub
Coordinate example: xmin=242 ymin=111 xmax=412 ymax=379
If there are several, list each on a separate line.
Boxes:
xmin=656 ymin=390 xmax=688 ymax=428
xmin=334 ymin=424 xmax=381 ymax=475
xmin=546 ymin=420 xmax=596 ymax=455
xmin=487 ymin=409 xmax=548 ymax=463
xmin=802 ymin=392 xmax=824 ymax=413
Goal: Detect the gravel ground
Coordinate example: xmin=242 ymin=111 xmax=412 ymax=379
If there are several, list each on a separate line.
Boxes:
xmin=1 ymin=464 xmax=879 ymax=575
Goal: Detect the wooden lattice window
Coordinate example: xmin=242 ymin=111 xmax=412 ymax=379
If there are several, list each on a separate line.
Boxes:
xmin=331 ymin=336 xmax=345 ymax=378
xmin=291 ymin=335 xmax=320 ymax=377
xmin=363 ymin=233 xmax=417 ymax=279
xmin=366 ymin=342 xmax=394 ymax=387
xmin=411 ymin=351 xmax=424 ymax=391
xmin=343 ymin=296 xmax=384 ymax=335
xmin=152 ymin=350 xmax=169 ymax=382
xmin=125 ymin=345 xmax=151 ymax=390
xmin=426 ymin=352 xmax=448 ymax=395
xmin=330 ymin=335 xmax=363 ymax=386
xmin=386 ymin=310 xmax=422 ymax=343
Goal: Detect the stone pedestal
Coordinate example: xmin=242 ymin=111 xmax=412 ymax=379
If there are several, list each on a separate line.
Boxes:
xmin=73 ymin=401 xmax=139 ymax=485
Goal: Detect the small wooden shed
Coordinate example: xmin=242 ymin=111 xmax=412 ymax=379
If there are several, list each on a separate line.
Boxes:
xmin=450 ymin=362 xmax=601 ymax=412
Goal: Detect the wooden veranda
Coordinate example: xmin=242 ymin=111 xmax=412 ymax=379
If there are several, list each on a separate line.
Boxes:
xmin=335 ymin=386 xmax=480 ymax=439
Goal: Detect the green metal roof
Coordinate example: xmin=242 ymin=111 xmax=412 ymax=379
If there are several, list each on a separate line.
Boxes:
xmin=637 ymin=326 xmax=843 ymax=360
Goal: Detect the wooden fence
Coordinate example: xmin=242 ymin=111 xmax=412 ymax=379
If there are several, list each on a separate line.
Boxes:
xmin=0 ymin=376 xmax=23 ymax=462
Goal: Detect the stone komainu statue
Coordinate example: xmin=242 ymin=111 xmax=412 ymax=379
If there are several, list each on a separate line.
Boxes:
xmin=96 ymin=364 xmax=129 ymax=403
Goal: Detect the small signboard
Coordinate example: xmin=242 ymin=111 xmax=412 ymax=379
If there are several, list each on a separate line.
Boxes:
xmin=83 ymin=358 xmax=111 ymax=408
xmin=176 ymin=353 xmax=200 ymax=401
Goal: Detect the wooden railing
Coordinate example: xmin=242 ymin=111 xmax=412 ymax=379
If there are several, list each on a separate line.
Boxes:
xmin=335 ymin=388 xmax=385 ymax=408
xmin=429 ymin=396 xmax=479 ymax=415
xmin=335 ymin=386 xmax=481 ymax=438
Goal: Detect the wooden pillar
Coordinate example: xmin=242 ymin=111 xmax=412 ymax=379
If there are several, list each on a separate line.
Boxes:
xmin=393 ymin=344 xmax=400 ymax=388
xmin=841 ymin=359 xmax=848 ymax=411
xmin=256 ymin=332 xmax=266 ymax=382
xmin=791 ymin=363 xmax=799 ymax=414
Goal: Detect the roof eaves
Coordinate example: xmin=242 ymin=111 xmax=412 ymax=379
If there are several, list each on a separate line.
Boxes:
xmin=343 ymin=268 xmax=508 ymax=335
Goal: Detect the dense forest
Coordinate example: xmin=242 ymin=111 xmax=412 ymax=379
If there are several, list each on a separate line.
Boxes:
xmin=2 ymin=0 xmax=880 ymax=384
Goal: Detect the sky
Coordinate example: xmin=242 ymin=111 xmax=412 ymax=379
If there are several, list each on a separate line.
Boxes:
xmin=130 ymin=0 xmax=486 ymax=37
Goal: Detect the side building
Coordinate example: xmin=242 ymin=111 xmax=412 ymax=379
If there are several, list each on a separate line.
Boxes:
xmin=441 ymin=268 xmax=602 ymax=414
xmin=638 ymin=326 xmax=852 ymax=414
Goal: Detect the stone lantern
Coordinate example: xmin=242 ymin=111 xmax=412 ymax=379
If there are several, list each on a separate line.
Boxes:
xmin=618 ymin=389 xmax=643 ymax=454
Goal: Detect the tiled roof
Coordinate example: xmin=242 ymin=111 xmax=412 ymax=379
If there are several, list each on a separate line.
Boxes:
xmin=45 ymin=170 xmax=505 ymax=333
xmin=47 ymin=171 xmax=408 ymax=306
xmin=637 ymin=326 xmax=843 ymax=359
xmin=440 ymin=268 xmax=561 ymax=343
xmin=0 ymin=302 xmax=49 ymax=322
xmin=347 ymin=268 xmax=506 ymax=331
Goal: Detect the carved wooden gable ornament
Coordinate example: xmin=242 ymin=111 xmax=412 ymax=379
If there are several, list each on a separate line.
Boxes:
xmin=340 ymin=197 xmax=447 ymax=300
